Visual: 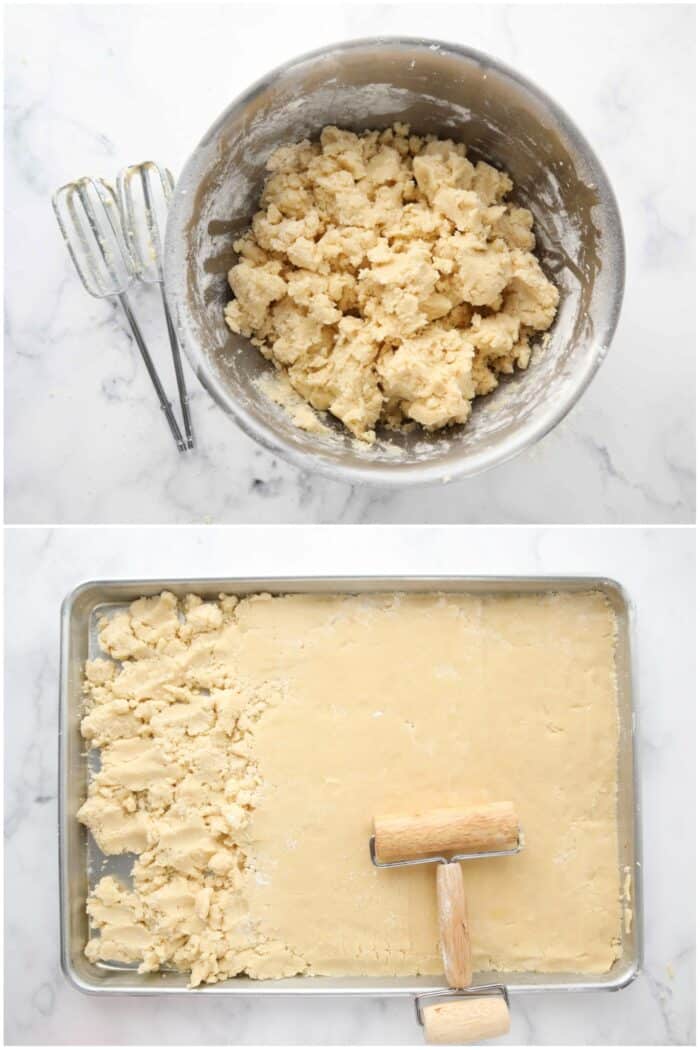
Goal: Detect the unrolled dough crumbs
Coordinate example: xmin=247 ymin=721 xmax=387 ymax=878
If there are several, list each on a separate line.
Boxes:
xmin=79 ymin=590 xmax=621 ymax=987
xmin=224 ymin=124 xmax=559 ymax=442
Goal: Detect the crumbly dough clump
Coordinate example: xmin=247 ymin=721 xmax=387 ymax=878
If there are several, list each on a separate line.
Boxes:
xmin=79 ymin=590 xmax=622 ymax=988
xmin=78 ymin=592 xmax=305 ymax=987
xmin=224 ymin=124 xmax=559 ymax=442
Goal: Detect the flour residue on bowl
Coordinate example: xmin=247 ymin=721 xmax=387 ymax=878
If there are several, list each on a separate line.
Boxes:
xmin=256 ymin=370 xmax=332 ymax=437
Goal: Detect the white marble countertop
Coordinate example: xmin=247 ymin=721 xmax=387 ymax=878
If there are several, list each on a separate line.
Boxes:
xmin=4 ymin=3 xmax=695 ymax=524
xmin=4 ymin=525 xmax=695 ymax=1044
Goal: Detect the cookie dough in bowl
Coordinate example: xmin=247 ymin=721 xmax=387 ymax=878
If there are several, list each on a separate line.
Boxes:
xmin=224 ymin=125 xmax=559 ymax=444
xmin=164 ymin=38 xmax=624 ymax=484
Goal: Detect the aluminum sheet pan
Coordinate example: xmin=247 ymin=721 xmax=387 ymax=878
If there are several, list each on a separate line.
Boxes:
xmin=59 ymin=576 xmax=642 ymax=996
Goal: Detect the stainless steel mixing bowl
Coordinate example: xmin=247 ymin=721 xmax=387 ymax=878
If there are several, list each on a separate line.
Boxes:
xmin=164 ymin=37 xmax=624 ymax=485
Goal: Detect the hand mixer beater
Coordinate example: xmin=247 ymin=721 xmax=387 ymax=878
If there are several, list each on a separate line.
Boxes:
xmin=52 ymin=170 xmax=193 ymax=451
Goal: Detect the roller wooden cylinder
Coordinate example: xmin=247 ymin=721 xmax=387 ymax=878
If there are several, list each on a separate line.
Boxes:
xmin=373 ymin=801 xmax=519 ymax=863
xmin=422 ymin=996 xmax=511 ymax=1045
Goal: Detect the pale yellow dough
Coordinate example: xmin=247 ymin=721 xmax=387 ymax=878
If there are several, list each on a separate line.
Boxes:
xmin=79 ymin=590 xmax=621 ymax=987
xmin=224 ymin=124 xmax=559 ymax=442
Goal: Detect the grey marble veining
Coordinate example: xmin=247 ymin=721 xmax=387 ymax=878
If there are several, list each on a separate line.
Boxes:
xmin=3 ymin=525 xmax=695 ymax=1044
xmin=3 ymin=4 xmax=695 ymax=524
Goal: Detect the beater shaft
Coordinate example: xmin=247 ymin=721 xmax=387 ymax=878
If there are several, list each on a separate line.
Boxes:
xmin=117 ymin=294 xmax=187 ymax=452
xmin=160 ymin=284 xmax=195 ymax=448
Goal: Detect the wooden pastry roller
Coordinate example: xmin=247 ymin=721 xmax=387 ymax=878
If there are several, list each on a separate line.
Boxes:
xmin=370 ymin=801 xmax=522 ymax=1045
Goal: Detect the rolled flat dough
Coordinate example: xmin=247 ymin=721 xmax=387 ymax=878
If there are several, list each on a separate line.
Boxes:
xmin=79 ymin=591 xmax=621 ymax=987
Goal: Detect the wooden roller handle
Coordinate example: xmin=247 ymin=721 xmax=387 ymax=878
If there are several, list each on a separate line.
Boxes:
xmin=422 ymin=996 xmax=511 ymax=1044
xmin=373 ymin=801 xmax=518 ymax=863
xmin=436 ymin=861 xmax=472 ymax=988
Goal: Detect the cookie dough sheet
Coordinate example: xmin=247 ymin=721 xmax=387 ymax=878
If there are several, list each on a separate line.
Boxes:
xmin=79 ymin=590 xmax=621 ymax=986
